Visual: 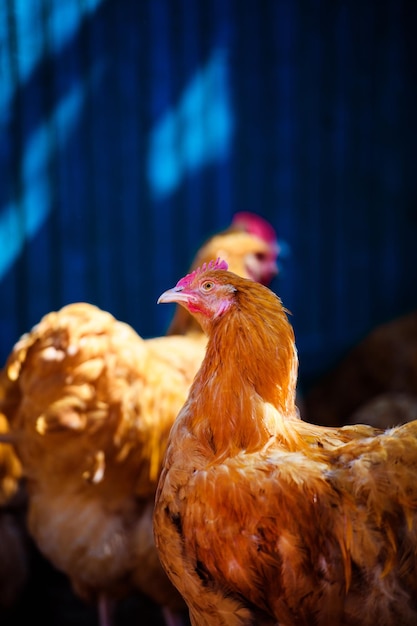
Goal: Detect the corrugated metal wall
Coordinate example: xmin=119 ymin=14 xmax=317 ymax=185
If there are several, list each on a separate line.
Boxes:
xmin=1 ymin=0 xmax=416 ymax=392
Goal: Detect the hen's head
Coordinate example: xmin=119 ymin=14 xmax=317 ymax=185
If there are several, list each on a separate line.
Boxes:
xmin=228 ymin=212 xmax=280 ymax=286
xmin=158 ymin=258 xmax=298 ymax=408
xmin=158 ymin=259 xmax=235 ymax=328
xmin=192 ymin=213 xmax=280 ymax=289
xmin=193 ymin=230 xmax=277 ymax=288
xmin=158 ymin=257 xmax=287 ymax=336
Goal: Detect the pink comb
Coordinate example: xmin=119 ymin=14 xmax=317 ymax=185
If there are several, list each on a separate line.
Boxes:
xmin=232 ymin=212 xmax=277 ymax=246
xmin=176 ymin=258 xmax=228 ymax=289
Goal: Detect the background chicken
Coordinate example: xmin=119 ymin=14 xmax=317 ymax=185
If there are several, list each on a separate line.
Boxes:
xmin=154 ymin=259 xmax=417 ymax=626
xmin=346 ymin=392 xmax=417 ymax=429
xmin=302 ymin=309 xmax=417 ymax=428
xmin=0 ymin=213 xmax=280 ymax=626
xmin=1 ymin=303 xmax=184 ymax=626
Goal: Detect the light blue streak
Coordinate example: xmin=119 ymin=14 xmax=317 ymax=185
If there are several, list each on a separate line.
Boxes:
xmin=0 ymin=79 xmax=90 ymax=279
xmin=147 ymin=48 xmax=234 ymax=199
xmin=0 ymin=0 xmax=103 ymax=121
xmin=0 ymin=0 xmax=105 ymax=280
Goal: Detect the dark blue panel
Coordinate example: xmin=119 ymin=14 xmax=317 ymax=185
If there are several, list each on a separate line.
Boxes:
xmin=0 ymin=0 xmax=416 ymax=395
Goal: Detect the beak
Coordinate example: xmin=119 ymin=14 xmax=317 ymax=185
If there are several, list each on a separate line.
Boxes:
xmin=157 ymin=287 xmax=191 ymax=305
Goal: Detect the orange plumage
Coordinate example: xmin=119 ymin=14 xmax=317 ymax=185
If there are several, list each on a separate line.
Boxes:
xmin=0 ymin=214 xmax=280 ymax=626
xmin=154 ymin=260 xmax=417 ymax=626
xmin=1 ymin=303 xmax=188 ymax=623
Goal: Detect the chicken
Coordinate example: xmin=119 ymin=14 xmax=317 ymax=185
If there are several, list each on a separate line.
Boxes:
xmin=346 ymin=392 xmax=417 ymax=429
xmin=302 ymin=309 xmax=417 ymax=428
xmin=1 ymin=302 xmax=188 ymax=626
xmin=154 ymin=258 xmax=417 ymax=626
xmin=0 ymin=214 xmax=280 ymax=626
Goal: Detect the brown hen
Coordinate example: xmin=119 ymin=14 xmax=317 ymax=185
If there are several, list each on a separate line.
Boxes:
xmin=154 ymin=259 xmax=417 ymax=626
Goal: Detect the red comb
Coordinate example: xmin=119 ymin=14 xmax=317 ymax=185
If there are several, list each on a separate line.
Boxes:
xmin=232 ymin=212 xmax=277 ymax=245
xmin=176 ymin=258 xmax=228 ymax=288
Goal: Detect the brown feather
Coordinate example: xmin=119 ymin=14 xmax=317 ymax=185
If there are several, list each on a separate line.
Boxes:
xmin=154 ymin=266 xmax=417 ymax=626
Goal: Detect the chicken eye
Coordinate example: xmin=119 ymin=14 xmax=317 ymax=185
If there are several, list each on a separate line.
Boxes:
xmin=201 ymin=281 xmax=214 ymax=291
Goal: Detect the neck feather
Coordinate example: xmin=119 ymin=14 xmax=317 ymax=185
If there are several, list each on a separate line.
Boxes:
xmin=184 ymin=288 xmax=298 ymax=458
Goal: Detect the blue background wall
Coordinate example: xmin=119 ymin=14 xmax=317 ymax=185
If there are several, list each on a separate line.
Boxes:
xmin=1 ymin=0 xmax=416 ymax=394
